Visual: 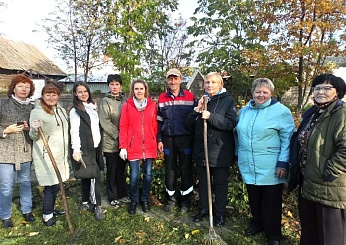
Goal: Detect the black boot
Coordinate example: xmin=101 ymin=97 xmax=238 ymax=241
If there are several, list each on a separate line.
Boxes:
xmin=141 ymin=201 xmax=150 ymax=212
xmin=180 ymin=192 xmax=192 ymax=213
xmin=128 ymin=202 xmax=137 ymax=214
xmin=164 ymin=194 xmax=177 ymax=212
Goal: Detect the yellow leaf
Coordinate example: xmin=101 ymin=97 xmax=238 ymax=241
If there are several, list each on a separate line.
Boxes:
xmin=287 ymin=211 xmax=293 ymax=218
xmin=114 ymin=236 xmax=122 ymax=242
xmin=27 ymin=232 xmax=40 ymax=237
xmin=191 ymin=229 xmax=200 ymax=235
xmin=144 ymin=217 xmax=150 ymax=222
xmin=185 ymin=233 xmax=190 ymax=239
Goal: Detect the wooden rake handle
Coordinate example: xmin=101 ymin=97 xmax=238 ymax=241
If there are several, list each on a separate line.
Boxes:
xmin=202 ymin=96 xmax=214 ymax=228
xmin=38 ymin=127 xmax=74 ymax=235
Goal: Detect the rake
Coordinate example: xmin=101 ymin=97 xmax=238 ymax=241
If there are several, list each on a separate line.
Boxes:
xmin=202 ymin=96 xmax=228 ymax=245
xmin=38 ymin=127 xmax=82 ymax=241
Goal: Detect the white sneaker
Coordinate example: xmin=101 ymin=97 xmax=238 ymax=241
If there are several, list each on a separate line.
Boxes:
xmin=110 ymin=200 xmax=120 ymax=208
xmin=119 ymin=197 xmax=131 ymax=203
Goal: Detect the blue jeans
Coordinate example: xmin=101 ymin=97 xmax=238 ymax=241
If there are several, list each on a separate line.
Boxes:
xmin=0 ymin=162 xmax=33 ymax=220
xmin=129 ymin=159 xmax=153 ymax=202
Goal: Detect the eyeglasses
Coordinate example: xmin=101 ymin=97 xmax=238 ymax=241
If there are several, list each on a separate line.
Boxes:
xmin=312 ymin=86 xmax=334 ymax=92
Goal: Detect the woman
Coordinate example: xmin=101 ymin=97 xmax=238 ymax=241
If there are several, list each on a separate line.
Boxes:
xmin=70 ymin=82 xmax=105 ymax=221
xmin=29 ymin=84 xmax=69 ymax=226
xmin=289 ymin=74 xmax=346 ymax=245
xmin=119 ymin=79 xmax=157 ymax=214
xmin=236 ymin=78 xmax=295 ymax=245
xmin=0 ymin=74 xmax=35 ymax=228
xmin=187 ymin=72 xmax=237 ymax=226
xmin=99 ymin=74 xmax=128 ymax=208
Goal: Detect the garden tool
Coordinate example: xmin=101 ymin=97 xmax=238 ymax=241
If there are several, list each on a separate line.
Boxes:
xmin=202 ymin=96 xmax=228 ymax=245
xmin=38 ymin=127 xmax=76 ymax=236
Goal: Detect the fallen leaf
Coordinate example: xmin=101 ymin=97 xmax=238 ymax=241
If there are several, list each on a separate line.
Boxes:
xmin=191 ymin=229 xmax=200 ymax=235
xmin=27 ymin=231 xmax=40 ymax=237
xmin=114 ymin=236 xmax=122 ymax=242
xmin=185 ymin=233 xmax=190 ymax=239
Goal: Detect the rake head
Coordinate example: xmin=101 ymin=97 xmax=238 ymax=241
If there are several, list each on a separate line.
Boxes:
xmin=204 ymin=228 xmax=228 ymax=245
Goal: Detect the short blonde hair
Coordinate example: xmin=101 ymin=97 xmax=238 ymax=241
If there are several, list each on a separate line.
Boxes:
xmin=205 ymin=72 xmax=224 ymax=86
xmin=251 ymin=78 xmax=275 ymax=94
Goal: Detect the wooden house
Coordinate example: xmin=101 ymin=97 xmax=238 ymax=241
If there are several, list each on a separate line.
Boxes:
xmin=0 ymin=37 xmax=67 ymax=95
xmin=186 ymin=70 xmax=204 ymax=98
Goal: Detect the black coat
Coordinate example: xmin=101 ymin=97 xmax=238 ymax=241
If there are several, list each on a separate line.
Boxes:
xmin=186 ymin=91 xmax=237 ymax=167
xmin=71 ymin=107 xmax=104 ymax=179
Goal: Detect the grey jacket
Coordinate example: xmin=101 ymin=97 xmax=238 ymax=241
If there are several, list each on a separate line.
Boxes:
xmin=0 ymin=97 xmax=33 ymax=170
xmin=98 ymin=92 xmax=127 ymax=153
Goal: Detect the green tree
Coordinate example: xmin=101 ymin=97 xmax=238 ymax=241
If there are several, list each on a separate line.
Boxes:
xmin=143 ymin=16 xmax=195 ymax=94
xmin=42 ymin=0 xmax=109 ymax=82
xmin=104 ymin=0 xmax=179 ymax=88
xmin=188 ymin=0 xmax=263 ymax=101
xmin=241 ymin=0 xmax=346 ymax=110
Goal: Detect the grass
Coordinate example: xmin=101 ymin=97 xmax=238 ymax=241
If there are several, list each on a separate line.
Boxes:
xmin=0 ymin=178 xmax=301 ymax=245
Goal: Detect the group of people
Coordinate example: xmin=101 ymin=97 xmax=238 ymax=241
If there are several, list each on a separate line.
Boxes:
xmin=1 ymin=71 xmax=346 ymax=245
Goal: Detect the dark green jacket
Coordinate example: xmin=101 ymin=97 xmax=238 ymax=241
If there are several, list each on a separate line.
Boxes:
xmin=98 ymin=92 xmax=126 ymax=153
xmin=302 ymin=100 xmax=346 ymax=209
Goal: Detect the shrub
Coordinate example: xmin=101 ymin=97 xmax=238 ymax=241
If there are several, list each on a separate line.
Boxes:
xmin=151 ymin=153 xmax=166 ymax=202
xmin=227 ymin=165 xmax=249 ymax=214
xmin=93 ymin=89 xmax=102 ymax=94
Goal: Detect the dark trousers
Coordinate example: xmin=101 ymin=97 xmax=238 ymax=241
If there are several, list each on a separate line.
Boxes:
xmin=104 ymin=152 xmax=127 ymax=202
xmin=163 ymin=136 xmax=193 ymax=197
xmin=246 ymin=184 xmax=284 ymax=241
xmin=196 ymin=165 xmax=229 ymax=217
xmin=299 ymin=196 xmax=346 ymax=245
xmin=81 ymin=167 xmax=101 ymax=206
xmin=42 ymin=184 xmax=60 ymax=215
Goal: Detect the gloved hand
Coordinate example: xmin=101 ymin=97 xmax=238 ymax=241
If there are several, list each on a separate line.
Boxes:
xmin=119 ymin=149 xmax=127 ymax=161
xmin=73 ymin=152 xmax=82 ymax=162
xmin=32 ymin=119 xmax=42 ymax=131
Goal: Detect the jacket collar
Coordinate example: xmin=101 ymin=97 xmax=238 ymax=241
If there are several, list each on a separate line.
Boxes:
xmin=165 ymin=88 xmax=184 ymax=98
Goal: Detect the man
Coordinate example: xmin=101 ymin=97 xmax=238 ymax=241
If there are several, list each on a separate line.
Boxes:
xmin=98 ymin=74 xmax=128 ymax=208
xmin=157 ymin=68 xmax=195 ymax=212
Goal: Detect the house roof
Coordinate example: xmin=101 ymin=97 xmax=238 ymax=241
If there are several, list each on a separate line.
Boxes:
xmin=0 ymin=37 xmax=66 ymax=77
xmin=187 ymin=70 xmax=203 ymax=90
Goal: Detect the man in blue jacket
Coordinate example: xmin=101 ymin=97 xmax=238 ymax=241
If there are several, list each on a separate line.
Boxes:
xmin=157 ymin=68 xmax=195 ymax=212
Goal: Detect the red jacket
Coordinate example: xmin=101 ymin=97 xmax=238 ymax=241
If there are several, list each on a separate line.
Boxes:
xmin=119 ymin=97 xmax=158 ymax=161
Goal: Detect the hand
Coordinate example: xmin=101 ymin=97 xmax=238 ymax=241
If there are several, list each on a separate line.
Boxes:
xmin=32 ymin=119 xmax=42 ymax=131
xmin=196 ymin=96 xmax=206 ymax=112
xmin=3 ymin=124 xmax=23 ymax=134
xmin=201 ymin=110 xmax=211 ymax=119
xmin=157 ymin=142 xmax=164 ymax=153
xmin=73 ymin=152 xmax=82 ymax=162
xmin=119 ymin=149 xmax=127 ymax=160
xmin=276 ymin=168 xmax=287 ymax=179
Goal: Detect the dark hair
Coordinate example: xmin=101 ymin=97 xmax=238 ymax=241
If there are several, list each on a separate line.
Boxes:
xmin=7 ymin=74 xmax=35 ymax=98
xmin=129 ymin=79 xmax=149 ymax=98
xmin=107 ymin=74 xmax=122 ymax=86
xmin=39 ymin=84 xmax=61 ymax=114
xmin=311 ymin=73 xmax=346 ymax=99
xmin=72 ymin=82 xmax=95 ymax=111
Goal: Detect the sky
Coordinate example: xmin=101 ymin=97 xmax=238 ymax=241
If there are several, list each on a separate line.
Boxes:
xmin=0 ymin=0 xmax=199 ymax=73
